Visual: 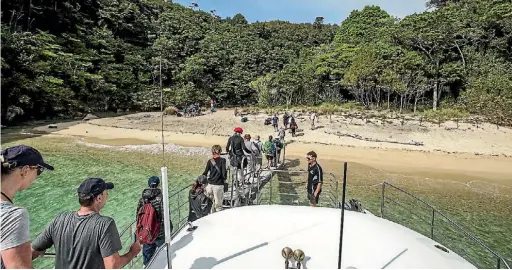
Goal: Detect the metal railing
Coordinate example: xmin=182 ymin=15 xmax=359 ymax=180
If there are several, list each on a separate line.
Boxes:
xmin=254 ymin=169 xmax=339 ymax=208
xmin=381 ymin=182 xmax=510 ymax=269
xmin=37 ymin=153 xmax=509 ymax=270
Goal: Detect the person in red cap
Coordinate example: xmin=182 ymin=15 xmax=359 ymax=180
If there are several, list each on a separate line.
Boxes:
xmin=226 ymin=127 xmax=252 ymax=184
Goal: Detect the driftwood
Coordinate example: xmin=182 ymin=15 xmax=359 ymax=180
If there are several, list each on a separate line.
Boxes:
xmin=325 ymin=131 xmax=424 ymax=146
xmin=82 ymin=113 xmax=99 ymax=121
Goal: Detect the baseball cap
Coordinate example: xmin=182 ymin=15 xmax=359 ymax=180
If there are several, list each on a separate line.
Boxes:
xmin=234 ymin=127 xmax=243 ymax=133
xmin=77 ymin=178 xmax=114 ymax=199
xmin=148 ymin=176 xmax=160 ymax=187
xmin=1 ymin=145 xmax=54 ymax=171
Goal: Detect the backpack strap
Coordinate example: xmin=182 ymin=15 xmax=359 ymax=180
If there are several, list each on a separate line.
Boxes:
xmin=210 ymin=158 xmax=221 ymax=174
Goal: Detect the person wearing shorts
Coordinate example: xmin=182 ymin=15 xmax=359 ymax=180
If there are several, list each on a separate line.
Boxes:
xmin=306 ymin=151 xmax=323 ymax=206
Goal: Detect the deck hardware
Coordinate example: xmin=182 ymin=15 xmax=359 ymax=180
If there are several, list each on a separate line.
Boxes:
xmin=294 ymin=249 xmax=305 ymax=269
xmin=282 ymin=247 xmax=293 ymax=269
xmin=434 ymin=245 xmax=449 ymax=253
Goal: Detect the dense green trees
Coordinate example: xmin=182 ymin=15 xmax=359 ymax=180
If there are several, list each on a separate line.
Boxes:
xmin=2 ymin=0 xmax=511 ymax=125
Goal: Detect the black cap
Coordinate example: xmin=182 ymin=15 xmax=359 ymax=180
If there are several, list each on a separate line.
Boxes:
xmin=1 ymin=145 xmax=54 ymax=171
xmin=77 ymin=178 xmax=114 ymax=199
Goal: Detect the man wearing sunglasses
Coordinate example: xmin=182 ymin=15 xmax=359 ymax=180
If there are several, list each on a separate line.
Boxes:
xmin=1 ymin=145 xmax=53 ymax=269
xmin=306 ymin=151 xmax=323 ymax=207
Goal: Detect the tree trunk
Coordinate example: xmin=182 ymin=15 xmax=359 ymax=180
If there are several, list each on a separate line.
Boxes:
xmin=387 ymin=90 xmax=391 ymax=110
xmin=433 ymin=80 xmax=439 ymax=111
xmin=400 ymin=95 xmax=403 ymax=113
xmin=414 ymin=94 xmax=419 ymax=113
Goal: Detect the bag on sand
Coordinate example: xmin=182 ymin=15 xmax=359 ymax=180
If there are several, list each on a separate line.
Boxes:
xmin=136 ymin=202 xmax=160 ymax=244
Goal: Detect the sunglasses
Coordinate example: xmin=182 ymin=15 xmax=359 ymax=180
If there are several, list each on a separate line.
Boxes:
xmin=30 ymin=165 xmax=45 ymax=176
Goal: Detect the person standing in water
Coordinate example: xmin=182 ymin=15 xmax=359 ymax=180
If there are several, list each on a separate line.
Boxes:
xmin=1 ymin=145 xmax=54 ymax=269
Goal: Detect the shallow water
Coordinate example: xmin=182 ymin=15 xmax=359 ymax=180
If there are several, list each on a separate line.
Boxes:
xmin=4 ymin=131 xmax=511 ymax=268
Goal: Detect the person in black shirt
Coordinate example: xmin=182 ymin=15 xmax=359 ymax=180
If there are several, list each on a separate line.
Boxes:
xmin=202 ymin=145 xmax=227 ymax=213
xmin=226 ymin=127 xmax=251 ymax=184
xmin=272 ymin=114 xmax=279 ymax=132
xmin=306 ymin=151 xmax=323 ymax=207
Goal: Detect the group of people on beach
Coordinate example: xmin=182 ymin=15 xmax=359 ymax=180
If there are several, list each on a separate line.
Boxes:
xmin=1 ymin=134 xmax=323 ymax=269
xmin=269 ymin=112 xmax=299 ymax=137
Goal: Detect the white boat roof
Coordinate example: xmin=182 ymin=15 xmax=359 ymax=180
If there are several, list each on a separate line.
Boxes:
xmin=148 ymin=205 xmax=476 ymax=269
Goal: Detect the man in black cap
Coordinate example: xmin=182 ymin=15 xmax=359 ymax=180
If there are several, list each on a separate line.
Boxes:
xmin=136 ymin=176 xmax=172 ymax=267
xmin=31 ymin=178 xmax=141 ymax=269
xmin=1 ymin=145 xmax=53 ymax=269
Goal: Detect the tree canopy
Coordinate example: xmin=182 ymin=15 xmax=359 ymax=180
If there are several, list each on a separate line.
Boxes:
xmin=2 ymin=0 xmax=511 ymax=125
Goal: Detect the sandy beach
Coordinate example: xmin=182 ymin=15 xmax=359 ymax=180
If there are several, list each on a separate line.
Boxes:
xmin=44 ymin=110 xmax=512 ymax=186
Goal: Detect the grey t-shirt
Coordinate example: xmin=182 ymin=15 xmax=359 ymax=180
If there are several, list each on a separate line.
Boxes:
xmin=32 ymin=211 xmax=122 ymax=269
xmin=0 ymin=201 xmax=30 ymax=268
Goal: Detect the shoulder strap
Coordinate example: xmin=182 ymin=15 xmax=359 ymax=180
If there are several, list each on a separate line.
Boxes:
xmin=210 ymin=158 xmax=221 ymax=173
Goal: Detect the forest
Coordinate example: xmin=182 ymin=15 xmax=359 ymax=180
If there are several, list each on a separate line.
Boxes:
xmin=1 ymin=0 xmax=511 ymax=125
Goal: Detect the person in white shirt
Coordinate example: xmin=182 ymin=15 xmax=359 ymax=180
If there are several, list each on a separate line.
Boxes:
xmin=310 ymin=112 xmax=317 ymax=130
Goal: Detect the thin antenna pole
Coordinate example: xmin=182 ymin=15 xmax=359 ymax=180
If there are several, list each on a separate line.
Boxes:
xmin=161 ymin=167 xmax=172 ymax=269
xmin=337 ymin=162 xmax=348 ymax=269
xmin=159 ymin=35 xmax=165 ymax=161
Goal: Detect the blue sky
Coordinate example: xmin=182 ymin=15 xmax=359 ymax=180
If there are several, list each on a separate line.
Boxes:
xmin=173 ymin=0 xmax=427 ymax=24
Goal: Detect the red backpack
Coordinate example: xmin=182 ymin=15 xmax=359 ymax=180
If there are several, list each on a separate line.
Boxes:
xmin=136 ymin=202 xmax=161 ymax=244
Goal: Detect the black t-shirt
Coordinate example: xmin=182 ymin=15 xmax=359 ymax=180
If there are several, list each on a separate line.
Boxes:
xmin=202 ymin=157 xmax=227 ymax=185
xmin=226 ymin=134 xmax=249 ymax=157
xmin=307 ymin=163 xmax=323 ymax=194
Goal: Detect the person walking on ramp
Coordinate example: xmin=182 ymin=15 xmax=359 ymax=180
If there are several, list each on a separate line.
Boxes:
xmin=226 ymin=127 xmax=251 ymax=184
xmin=306 ymin=151 xmax=323 ymax=207
xmin=136 ymin=176 xmax=172 ymax=267
xmin=202 ymin=145 xmax=227 ymax=213
xmin=31 ymin=178 xmax=141 ymax=268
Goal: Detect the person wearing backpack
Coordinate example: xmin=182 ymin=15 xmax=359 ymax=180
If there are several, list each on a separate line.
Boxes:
xmin=202 ymin=145 xmax=227 ymax=213
xmin=226 ymin=127 xmax=251 ymax=184
xmin=188 ymin=175 xmax=212 ymax=225
xmin=135 ymin=176 xmax=172 ymax=267
xmin=262 ymin=136 xmax=276 ymax=168
xmin=290 ymin=118 xmax=298 ymax=137
xmin=273 ymin=138 xmax=284 ymax=166
xmin=252 ymin=135 xmax=263 ymax=172
xmin=278 ymin=127 xmax=286 ymax=141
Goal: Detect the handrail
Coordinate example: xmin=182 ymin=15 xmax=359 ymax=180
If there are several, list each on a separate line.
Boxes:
xmin=381 ymin=181 xmax=510 ymax=269
xmin=255 ymin=168 xmax=339 ymax=208
xmin=38 ymin=162 xmax=507 ymax=270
